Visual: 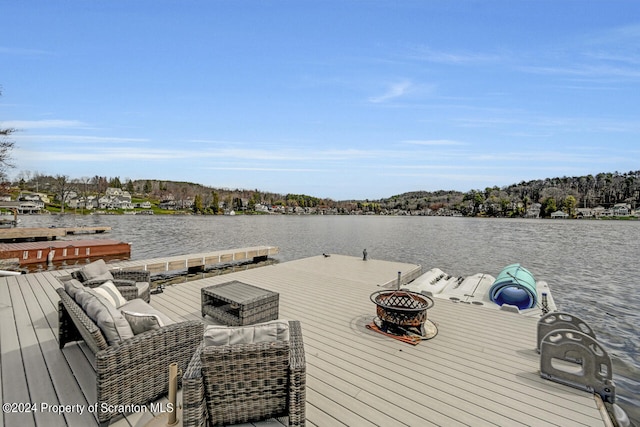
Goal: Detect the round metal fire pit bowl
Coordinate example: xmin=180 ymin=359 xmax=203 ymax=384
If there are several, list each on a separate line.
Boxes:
xmin=370 ymin=290 xmax=434 ymax=328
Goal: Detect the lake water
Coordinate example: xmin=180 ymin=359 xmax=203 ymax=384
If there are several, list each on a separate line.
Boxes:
xmin=19 ymin=214 xmax=640 ymax=421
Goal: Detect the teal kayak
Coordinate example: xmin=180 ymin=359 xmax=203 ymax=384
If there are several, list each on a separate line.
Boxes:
xmin=489 ymin=264 xmax=537 ymax=310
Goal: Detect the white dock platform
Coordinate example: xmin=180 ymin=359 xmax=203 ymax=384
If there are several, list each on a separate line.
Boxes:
xmin=114 ymin=245 xmax=279 ymax=273
xmin=0 ymin=252 xmax=607 ymax=426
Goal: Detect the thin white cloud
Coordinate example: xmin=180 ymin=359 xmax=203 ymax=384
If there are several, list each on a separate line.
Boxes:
xmin=17 ymin=148 xmax=181 ymax=161
xmin=408 ymin=46 xmax=503 ymax=65
xmin=403 ymin=139 xmax=466 ymax=146
xmin=468 ymin=151 xmax=618 ymax=164
xmin=519 ymin=64 xmax=640 ymax=79
xmin=584 ymin=23 xmax=640 ymax=47
xmin=14 ymin=134 xmax=150 ymax=144
xmin=204 ymin=167 xmax=326 ymax=172
xmin=369 ymin=80 xmax=413 ymax=103
xmin=0 ymin=120 xmax=86 ymax=129
xmin=16 ymin=144 xmax=399 ymax=164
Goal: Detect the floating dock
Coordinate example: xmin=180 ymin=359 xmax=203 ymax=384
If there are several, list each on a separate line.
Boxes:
xmin=0 ymin=239 xmax=130 ymax=266
xmin=0 ymin=252 xmax=612 ymax=426
xmin=113 ymin=245 xmax=280 ymax=273
xmin=0 ymin=226 xmax=111 ymax=242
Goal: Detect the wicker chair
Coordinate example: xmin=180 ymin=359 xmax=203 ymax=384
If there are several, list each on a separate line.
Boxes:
xmin=57 ymin=286 xmax=204 ymax=426
xmin=182 ymin=320 xmax=306 ymax=427
xmin=71 ymin=261 xmax=151 ymax=303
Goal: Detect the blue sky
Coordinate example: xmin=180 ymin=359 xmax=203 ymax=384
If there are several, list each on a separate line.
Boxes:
xmin=1 ymin=1 xmax=639 ymax=200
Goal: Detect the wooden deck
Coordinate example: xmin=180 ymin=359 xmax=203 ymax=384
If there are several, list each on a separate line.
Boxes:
xmin=0 ymin=227 xmax=111 ymax=242
xmin=0 ymin=253 xmax=607 ymax=426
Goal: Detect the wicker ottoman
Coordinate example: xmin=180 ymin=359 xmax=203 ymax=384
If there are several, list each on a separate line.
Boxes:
xmin=201 ymin=281 xmax=279 ymax=326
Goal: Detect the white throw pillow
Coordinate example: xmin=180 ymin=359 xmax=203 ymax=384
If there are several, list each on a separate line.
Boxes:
xmin=93 ymin=281 xmax=127 ymax=308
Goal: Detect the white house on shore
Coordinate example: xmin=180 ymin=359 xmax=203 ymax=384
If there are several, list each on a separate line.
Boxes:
xmin=550 ymin=210 xmax=569 ymax=219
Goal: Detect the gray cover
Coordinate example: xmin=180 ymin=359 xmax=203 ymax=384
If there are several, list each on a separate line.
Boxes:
xmin=76 ymin=288 xmax=134 ymax=345
xmin=78 ymin=259 xmax=114 ymax=282
xmin=120 ymin=298 xmax=175 ymax=327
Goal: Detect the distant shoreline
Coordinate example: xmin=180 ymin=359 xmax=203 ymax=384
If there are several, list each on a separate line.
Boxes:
xmin=21 ymin=210 xmax=640 ymax=220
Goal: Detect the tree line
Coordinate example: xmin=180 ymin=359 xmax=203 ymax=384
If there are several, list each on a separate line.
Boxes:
xmin=375 ymin=171 xmax=640 ymax=217
xmin=8 ymin=170 xmax=638 ymax=218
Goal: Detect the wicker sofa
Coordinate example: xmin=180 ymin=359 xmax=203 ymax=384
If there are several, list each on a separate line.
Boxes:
xmin=182 ymin=320 xmax=306 ymax=427
xmin=71 ymin=259 xmax=151 ymax=303
xmin=57 ymin=278 xmax=204 ymax=426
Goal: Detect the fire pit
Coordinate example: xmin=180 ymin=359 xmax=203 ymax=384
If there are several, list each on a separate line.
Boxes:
xmin=370 ymin=289 xmax=435 ymax=337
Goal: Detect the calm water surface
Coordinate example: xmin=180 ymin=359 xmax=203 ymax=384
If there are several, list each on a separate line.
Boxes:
xmin=21 ymin=214 xmax=640 ymax=420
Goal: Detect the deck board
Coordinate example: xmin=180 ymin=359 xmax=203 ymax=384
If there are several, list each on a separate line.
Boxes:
xmin=0 ymin=276 xmax=34 ymax=427
xmin=170 ymin=255 xmax=602 ymax=427
xmin=20 ymin=273 xmax=97 ymax=426
xmin=0 ymin=252 xmax=607 ymax=426
xmin=9 ymin=275 xmax=64 ymax=427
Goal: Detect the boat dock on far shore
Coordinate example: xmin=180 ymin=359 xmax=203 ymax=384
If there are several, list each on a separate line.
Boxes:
xmin=0 ymin=251 xmax=619 ymax=427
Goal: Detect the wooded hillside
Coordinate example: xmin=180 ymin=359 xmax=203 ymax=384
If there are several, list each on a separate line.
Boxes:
xmin=10 ymin=170 xmax=640 ymax=218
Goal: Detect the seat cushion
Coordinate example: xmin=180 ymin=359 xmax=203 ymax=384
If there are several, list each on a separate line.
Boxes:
xmin=75 ymin=288 xmax=134 ymax=345
xmin=120 ymin=298 xmax=175 ymax=327
xmin=203 ymin=320 xmax=290 ymax=347
xmin=135 ymin=281 xmax=150 ymax=296
xmin=92 ymin=280 xmax=127 ymax=308
xmin=78 ymin=259 xmax=114 ymax=282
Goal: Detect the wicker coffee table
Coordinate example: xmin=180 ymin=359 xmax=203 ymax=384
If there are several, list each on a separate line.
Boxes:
xmin=201 ymin=281 xmax=279 ymax=326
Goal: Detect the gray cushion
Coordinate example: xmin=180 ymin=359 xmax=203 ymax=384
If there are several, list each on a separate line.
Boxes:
xmin=203 ymin=320 xmax=290 ymax=347
xmin=93 ymin=280 xmax=127 ymax=308
xmin=76 ymin=289 xmax=134 ymax=345
xmin=121 ymin=310 xmax=164 ymax=335
xmin=64 ymin=279 xmax=85 ymax=301
xmin=135 ymin=282 xmax=150 ymax=296
xmin=120 ymin=298 xmax=175 ymax=327
xmin=78 ymin=259 xmax=114 ymax=282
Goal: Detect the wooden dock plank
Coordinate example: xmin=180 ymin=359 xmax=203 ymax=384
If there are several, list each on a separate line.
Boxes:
xmin=0 ymin=251 xmax=608 ymax=427
xmin=268 ymin=276 xmax=600 ymax=426
xmin=8 ymin=275 xmax=65 ymax=427
xmin=304 ymin=388 xmax=377 ymax=427
xmin=20 ymin=273 xmax=98 ymax=426
xmin=306 ymin=361 xmax=428 ymax=426
xmin=0 ymin=227 xmax=66 ymax=241
xmin=0 ymin=277 xmax=35 ymax=427
xmin=0 ymin=226 xmax=111 ymax=242
xmin=159 ymin=255 xmax=603 ymax=427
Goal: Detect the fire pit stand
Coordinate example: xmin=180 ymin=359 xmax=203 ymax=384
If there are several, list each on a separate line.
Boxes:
xmin=370 ymin=289 xmax=435 ymax=336
xmin=369 ymin=273 xmax=437 ymax=340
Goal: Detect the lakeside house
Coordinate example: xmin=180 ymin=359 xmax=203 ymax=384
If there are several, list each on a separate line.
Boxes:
xmin=526 ymin=203 xmax=542 ymax=218
xmin=550 ymin=210 xmax=569 ymax=219
xmin=66 ymin=187 xmax=135 ymax=211
xmin=575 ymin=204 xmax=635 ymax=219
xmin=576 ymin=208 xmax=594 ymax=219
xmin=612 ymin=203 xmax=631 ymax=216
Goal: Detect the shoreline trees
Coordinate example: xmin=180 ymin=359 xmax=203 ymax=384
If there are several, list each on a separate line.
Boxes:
xmin=7 ymin=170 xmax=640 ymax=218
